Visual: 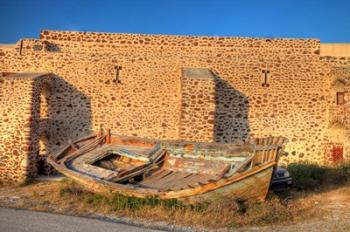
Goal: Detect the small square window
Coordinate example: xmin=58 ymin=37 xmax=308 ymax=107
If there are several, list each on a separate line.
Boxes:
xmin=337 ymin=92 xmax=345 ymax=105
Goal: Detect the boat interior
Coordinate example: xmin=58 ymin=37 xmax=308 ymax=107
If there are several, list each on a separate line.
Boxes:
xmin=68 ymin=142 xmax=251 ymax=192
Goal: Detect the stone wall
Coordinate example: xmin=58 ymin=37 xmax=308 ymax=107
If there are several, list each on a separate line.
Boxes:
xmin=0 ymin=30 xmax=349 ymax=182
xmin=180 ymin=68 xmax=216 ymax=142
xmin=0 ymin=73 xmax=52 ymax=183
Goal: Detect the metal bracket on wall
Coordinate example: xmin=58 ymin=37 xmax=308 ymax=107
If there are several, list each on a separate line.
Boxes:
xmin=113 ymin=65 xmax=122 ymax=84
xmin=262 ymin=69 xmax=270 ymax=87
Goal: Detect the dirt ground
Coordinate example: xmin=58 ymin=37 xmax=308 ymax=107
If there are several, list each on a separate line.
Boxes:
xmin=0 ymin=180 xmax=349 ymax=232
xmin=243 ymin=186 xmax=350 ymax=232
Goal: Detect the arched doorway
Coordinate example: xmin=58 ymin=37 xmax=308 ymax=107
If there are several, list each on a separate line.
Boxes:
xmin=36 ymin=81 xmax=52 ymax=175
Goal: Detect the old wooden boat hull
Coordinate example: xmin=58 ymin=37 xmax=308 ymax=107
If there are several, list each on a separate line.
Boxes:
xmin=49 ymin=155 xmax=274 ymax=203
xmin=184 ymin=165 xmax=273 ymax=202
xmin=47 ymin=131 xmax=286 ymax=203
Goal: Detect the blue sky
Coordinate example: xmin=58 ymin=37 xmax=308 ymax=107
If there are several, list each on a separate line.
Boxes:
xmin=0 ymin=0 xmax=349 ymax=43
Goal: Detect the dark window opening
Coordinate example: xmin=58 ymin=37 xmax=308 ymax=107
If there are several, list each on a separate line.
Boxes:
xmin=37 ymin=159 xmax=47 ymax=175
xmin=337 ymin=92 xmax=345 ymax=105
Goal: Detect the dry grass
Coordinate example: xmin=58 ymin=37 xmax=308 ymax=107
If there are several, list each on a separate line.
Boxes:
xmin=127 ymin=195 xmax=316 ymax=228
xmin=14 ymin=179 xmax=316 ymax=229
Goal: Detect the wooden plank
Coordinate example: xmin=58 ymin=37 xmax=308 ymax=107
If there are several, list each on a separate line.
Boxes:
xmin=169 ymin=173 xmax=216 ymax=191
xmin=109 ymin=162 xmax=155 ymax=182
xmin=142 ymin=169 xmax=164 ymax=180
xmin=198 ymin=176 xmax=217 ymax=185
xmin=70 ymin=141 xmax=80 ymax=151
xmin=141 ymin=170 xmax=173 ymax=184
xmin=271 ymin=137 xmax=277 ymax=160
xmin=185 ymin=174 xmax=202 ymax=188
xmin=59 ymin=135 xmax=106 ymax=164
xmin=265 ymin=137 xmax=270 ymax=163
xmin=136 ymin=183 xmax=159 ymax=189
xmin=169 ymin=173 xmax=215 ymax=191
xmin=263 ymin=137 xmax=268 ymax=163
xmin=152 ymin=170 xmax=175 ymax=182
xmin=256 ymin=150 xmax=262 ymax=165
xmin=84 ymin=147 xmax=115 ymax=165
xmin=169 ymin=175 xmax=204 ymax=191
xmin=108 ymin=157 xmax=165 ymax=183
xmin=265 ymin=137 xmax=272 ymax=163
xmin=164 ymin=173 xmax=197 ymax=190
xmin=150 ymin=150 xmax=166 ymax=164
xmin=255 ymin=145 xmax=282 ymax=151
xmin=146 ymin=143 xmax=161 ymax=156
xmin=278 ymin=136 xmax=287 ymax=160
xmin=151 ymin=172 xmax=191 ymax=190
xmin=102 ymin=171 xmax=120 ymax=180
xmin=269 ymin=137 xmax=276 ymax=161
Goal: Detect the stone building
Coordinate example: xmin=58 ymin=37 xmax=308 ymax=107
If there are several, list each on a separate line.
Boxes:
xmin=0 ymin=30 xmax=349 ymax=183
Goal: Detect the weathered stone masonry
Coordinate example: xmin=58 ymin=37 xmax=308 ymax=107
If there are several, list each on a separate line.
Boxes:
xmin=0 ymin=73 xmax=53 ymax=182
xmin=0 ymin=30 xmax=349 ymax=183
xmin=180 ymin=68 xmax=216 ymax=142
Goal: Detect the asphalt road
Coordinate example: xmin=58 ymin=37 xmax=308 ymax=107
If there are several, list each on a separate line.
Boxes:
xmin=0 ymin=208 xmax=164 ymax=232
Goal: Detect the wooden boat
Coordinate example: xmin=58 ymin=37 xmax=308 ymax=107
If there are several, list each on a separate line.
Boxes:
xmin=47 ymin=130 xmax=287 ymax=203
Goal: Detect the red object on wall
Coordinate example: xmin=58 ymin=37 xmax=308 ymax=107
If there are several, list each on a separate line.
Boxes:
xmin=331 ymin=145 xmax=344 ymax=163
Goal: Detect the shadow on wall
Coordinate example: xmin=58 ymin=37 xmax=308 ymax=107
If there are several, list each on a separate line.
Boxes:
xmin=31 ymin=75 xmax=92 ymax=175
xmin=213 ymin=74 xmax=250 ymax=144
